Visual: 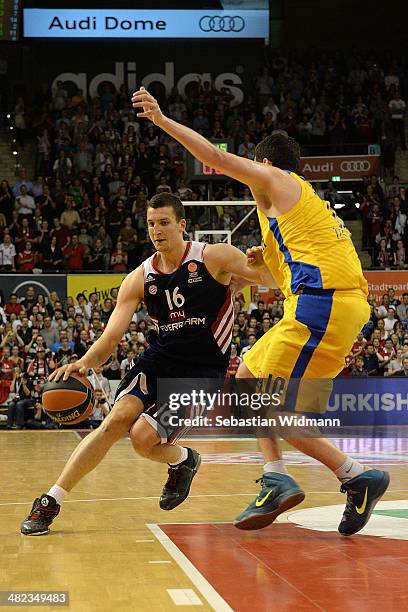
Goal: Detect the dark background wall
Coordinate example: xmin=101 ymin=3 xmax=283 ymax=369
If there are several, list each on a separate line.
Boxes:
xmin=281 ymin=0 xmax=406 ymax=49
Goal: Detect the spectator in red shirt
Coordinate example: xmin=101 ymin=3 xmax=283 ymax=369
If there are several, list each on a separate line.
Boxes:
xmin=110 ymin=240 xmax=128 ymax=272
xmin=350 ymin=332 xmax=367 ymax=358
xmin=17 ymin=241 xmax=36 ymax=272
xmin=226 ymin=345 xmax=242 ymax=379
xmin=62 ymin=234 xmax=85 ymax=270
xmin=4 ymin=293 xmax=24 ymax=317
xmin=50 ymin=217 xmax=70 ymax=250
xmin=0 ymin=345 xmax=14 ymax=403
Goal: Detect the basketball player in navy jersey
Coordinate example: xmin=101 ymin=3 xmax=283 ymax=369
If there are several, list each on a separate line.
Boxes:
xmin=21 ymin=193 xmax=275 ymax=535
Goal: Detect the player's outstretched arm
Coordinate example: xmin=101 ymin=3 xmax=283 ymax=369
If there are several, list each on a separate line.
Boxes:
xmin=131 ymin=88 xmax=272 ymax=191
xmin=49 ymin=268 xmax=144 ymax=381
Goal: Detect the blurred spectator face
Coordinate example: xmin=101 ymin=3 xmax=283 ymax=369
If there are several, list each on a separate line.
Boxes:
xmin=355 ymin=356 xmax=365 ymax=368
xmin=366 ymin=345 xmax=375 ymax=355
xmin=403 ymin=358 xmax=408 ymax=371
xmin=237 ymin=313 xmax=246 ymax=325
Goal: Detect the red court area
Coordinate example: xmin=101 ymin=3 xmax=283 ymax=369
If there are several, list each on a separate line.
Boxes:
xmin=160 ymin=523 xmax=408 ymax=611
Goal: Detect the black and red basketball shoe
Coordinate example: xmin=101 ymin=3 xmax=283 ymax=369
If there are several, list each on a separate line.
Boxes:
xmin=20 ymin=494 xmax=60 ymax=536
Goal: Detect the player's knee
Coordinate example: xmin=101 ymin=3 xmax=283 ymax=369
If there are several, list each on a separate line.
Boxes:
xmin=130 ymin=421 xmax=160 ymax=457
xmin=99 ymin=402 xmax=139 ymax=438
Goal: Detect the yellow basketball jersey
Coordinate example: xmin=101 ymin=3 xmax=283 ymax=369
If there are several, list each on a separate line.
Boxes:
xmin=258 ymin=172 xmax=368 ymax=298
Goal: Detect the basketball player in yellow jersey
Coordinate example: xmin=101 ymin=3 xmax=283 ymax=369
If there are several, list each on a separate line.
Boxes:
xmin=133 ymin=87 xmax=390 ymax=536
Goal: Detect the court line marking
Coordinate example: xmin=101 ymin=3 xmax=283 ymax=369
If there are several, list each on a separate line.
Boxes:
xmin=147 ymin=523 xmax=233 ymax=612
xmin=167 ymin=589 xmax=203 ymax=606
xmin=135 ymin=539 xmax=155 ymax=542
xmin=1 ymin=490 xmax=407 ymax=507
xmin=148 ymin=560 xmax=172 ymax=564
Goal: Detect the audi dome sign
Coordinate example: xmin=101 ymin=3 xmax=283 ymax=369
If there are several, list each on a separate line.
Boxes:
xmin=23 ymin=8 xmax=269 ymax=39
xmin=300 ymin=155 xmax=381 ymax=181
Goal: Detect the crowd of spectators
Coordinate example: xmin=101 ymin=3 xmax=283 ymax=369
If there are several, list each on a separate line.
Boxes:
xmin=359 ymin=174 xmax=408 ymax=268
xmin=1 ymin=282 xmax=408 ymax=429
xmin=0 ymin=51 xmax=407 ymax=272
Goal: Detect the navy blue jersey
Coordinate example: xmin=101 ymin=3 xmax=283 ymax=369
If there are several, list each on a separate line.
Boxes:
xmin=143 ymin=241 xmax=233 ymax=368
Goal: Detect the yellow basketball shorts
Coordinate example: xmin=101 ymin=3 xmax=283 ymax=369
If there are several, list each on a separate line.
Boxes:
xmin=244 ymin=288 xmax=370 ymax=381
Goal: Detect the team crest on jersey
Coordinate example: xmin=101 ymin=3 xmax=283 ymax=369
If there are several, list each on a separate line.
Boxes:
xmin=149 ymin=285 xmax=157 ymax=295
xmin=146 ymin=274 xmax=155 ymax=282
xmin=188 ymin=262 xmax=197 ymax=272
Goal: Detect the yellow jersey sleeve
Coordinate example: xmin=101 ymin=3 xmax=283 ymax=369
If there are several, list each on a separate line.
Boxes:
xmin=258 ymin=172 xmax=368 ymax=298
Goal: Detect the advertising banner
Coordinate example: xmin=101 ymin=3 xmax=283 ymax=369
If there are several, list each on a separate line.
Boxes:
xmin=365 ymin=271 xmax=408 ymax=303
xmin=0 ymin=274 xmax=67 ymax=303
xmin=252 ymin=272 xmax=408 ymax=306
xmin=67 ymin=274 xmax=126 ymax=304
xmin=300 ymin=155 xmax=381 ymax=181
xmin=23 ymin=8 xmax=269 ymax=39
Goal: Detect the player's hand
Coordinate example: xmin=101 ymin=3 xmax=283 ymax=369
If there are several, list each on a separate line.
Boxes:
xmin=246 ymin=246 xmax=265 ymax=267
xmin=131 ymin=87 xmax=164 ymax=125
xmin=48 ymin=360 xmax=90 ymax=382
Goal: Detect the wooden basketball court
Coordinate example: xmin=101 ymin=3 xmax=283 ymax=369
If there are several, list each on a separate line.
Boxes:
xmin=1 ymin=432 xmax=408 ymax=611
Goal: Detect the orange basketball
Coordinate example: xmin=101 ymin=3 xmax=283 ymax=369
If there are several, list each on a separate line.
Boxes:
xmin=42 ymin=373 xmax=94 ymax=425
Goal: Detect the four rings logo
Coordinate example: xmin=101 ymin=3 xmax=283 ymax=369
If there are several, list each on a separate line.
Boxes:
xmin=199 ymin=15 xmax=245 ymax=33
xmin=340 ymin=160 xmax=371 ymax=172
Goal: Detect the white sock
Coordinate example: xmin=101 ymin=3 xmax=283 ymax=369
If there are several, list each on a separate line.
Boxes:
xmin=334 ymin=458 xmax=365 ymax=483
xmin=263 ymin=460 xmax=288 ymax=475
xmin=169 ymin=446 xmax=189 ymax=466
xmin=47 ymin=484 xmax=68 ymax=505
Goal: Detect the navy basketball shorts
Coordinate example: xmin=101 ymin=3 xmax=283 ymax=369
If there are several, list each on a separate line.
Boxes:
xmin=114 ymin=349 xmax=226 ymax=444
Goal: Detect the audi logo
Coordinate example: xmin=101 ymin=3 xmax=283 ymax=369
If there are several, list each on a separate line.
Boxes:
xmin=340 ymin=160 xmax=371 ymax=172
xmin=199 ymin=15 xmax=245 ymax=33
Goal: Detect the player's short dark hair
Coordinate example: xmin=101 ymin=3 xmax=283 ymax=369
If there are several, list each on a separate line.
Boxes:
xmin=255 ymin=133 xmax=300 ymax=173
xmin=148 ymin=193 xmax=185 ymax=221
